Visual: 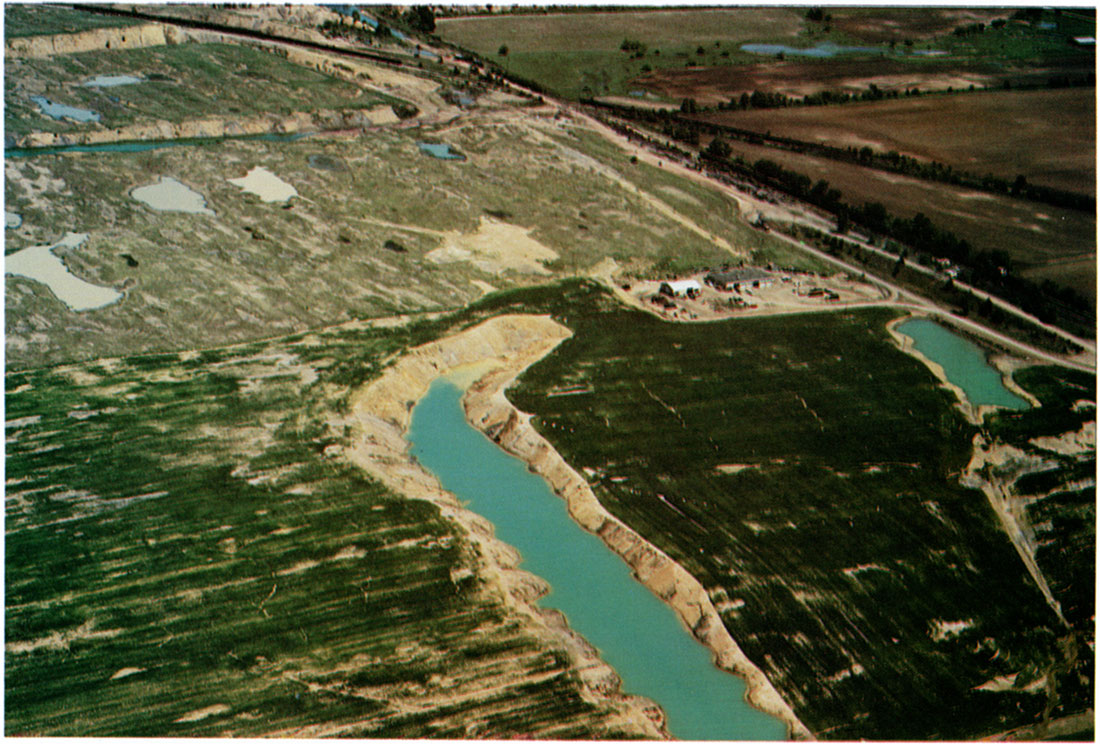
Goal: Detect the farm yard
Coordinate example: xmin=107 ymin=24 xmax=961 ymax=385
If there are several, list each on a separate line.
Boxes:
xmin=699 ymin=88 xmax=1097 ymax=197
xmin=436 ymin=7 xmax=807 ymax=100
xmin=439 ymin=6 xmax=1094 ymax=103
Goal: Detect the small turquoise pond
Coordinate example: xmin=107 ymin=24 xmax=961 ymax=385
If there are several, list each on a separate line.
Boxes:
xmin=30 ymin=96 xmax=100 ymax=123
xmin=741 ymin=42 xmax=880 ymax=57
xmin=408 ymin=378 xmax=787 ymax=741
xmin=417 ymin=142 xmax=466 ymax=161
xmin=896 ymin=318 xmax=1029 ymax=410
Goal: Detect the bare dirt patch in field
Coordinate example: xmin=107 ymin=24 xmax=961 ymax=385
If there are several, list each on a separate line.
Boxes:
xmin=632 ymin=57 xmax=1090 ymax=106
xmin=426 ymin=217 xmax=560 ymax=275
xmin=699 ymin=89 xmax=1096 ymax=196
xmin=829 ymin=8 xmax=1013 ymax=44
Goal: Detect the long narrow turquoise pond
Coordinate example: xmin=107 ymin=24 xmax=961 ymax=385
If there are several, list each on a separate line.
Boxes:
xmin=896 ymin=317 xmax=1028 ymax=410
xmin=5 ymin=132 xmax=311 ymax=159
xmin=408 ymin=378 xmax=787 ymax=741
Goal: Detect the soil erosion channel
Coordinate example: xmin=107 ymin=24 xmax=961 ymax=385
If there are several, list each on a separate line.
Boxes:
xmin=409 ymin=376 xmax=787 ymax=740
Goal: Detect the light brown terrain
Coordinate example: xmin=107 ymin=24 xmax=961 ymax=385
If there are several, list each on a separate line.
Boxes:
xmin=632 ymin=57 xmax=1092 ymax=106
xmin=699 ymin=88 xmax=1096 ymax=196
xmin=705 ymin=135 xmax=1097 ymax=303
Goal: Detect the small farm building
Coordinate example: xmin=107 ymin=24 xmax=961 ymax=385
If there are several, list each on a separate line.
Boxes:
xmin=705 ymin=268 xmax=773 ymax=291
xmin=659 ymin=279 xmax=702 ymax=298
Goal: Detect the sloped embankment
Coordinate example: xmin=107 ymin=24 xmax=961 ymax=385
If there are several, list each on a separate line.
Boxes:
xmin=346 ymin=314 xmax=810 ymax=740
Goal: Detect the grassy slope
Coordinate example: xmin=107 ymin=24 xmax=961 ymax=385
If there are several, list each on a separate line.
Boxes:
xmin=5 ymin=121 xmax=746 ymax=369
xmin=5 ymin=43 xmax=393 ymax=137
xmin=5 ymin=302 xmax=644 ymax=738
xmin=543 ymin=126 xmax=831 ymax=274
xmin=490 ymin=281 xmax=1090 ymax=740
xmin=4 ymin=4 xmax=143 ymax=37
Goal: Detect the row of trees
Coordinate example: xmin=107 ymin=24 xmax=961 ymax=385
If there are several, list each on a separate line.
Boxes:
xmin=585 ymin=98 xmax=1094 ymax=213
xmin=703 ymin=152 xmax=1092 ymax=336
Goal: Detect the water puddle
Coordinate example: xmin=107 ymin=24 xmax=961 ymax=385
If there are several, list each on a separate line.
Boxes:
xmin=81 ymin=74 xmax=143 ymax=87
xmin=227 ymin=166 xmax=298 ymax=203
xmin=896 ymin=317 xmax=1028 ymax=410
xmin=417 ymin=141 xmax=466 ymax=161
xmin=741 ymin=42 xmax=880 ymax=57
xmin=131 ymin=177 xmax=214 ymax=215
xmin=30 ymin=96 xmax=100 ymax=123
xmin=407 ymin=377 xmax=787 ymax=741
xmin=5 ymin=232 xmax=122 ymax=311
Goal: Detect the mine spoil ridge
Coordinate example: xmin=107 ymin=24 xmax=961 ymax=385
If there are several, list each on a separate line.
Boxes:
xmin=344 ymin=314 xmax=811 ymax=740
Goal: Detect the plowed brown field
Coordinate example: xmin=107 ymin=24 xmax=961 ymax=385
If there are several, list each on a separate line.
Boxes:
xmin=633 ymin=57 xmax=1093 ymax=106
xmin=698 ymin=88 xmax=1096 ymax=196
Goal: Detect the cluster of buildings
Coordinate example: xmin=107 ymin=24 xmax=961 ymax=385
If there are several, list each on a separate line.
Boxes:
xmin=658 ymin=268 xmax=776 ymax=299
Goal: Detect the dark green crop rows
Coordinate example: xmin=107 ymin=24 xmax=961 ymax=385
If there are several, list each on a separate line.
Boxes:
xmin=5 ymin=301 xmax=645 ymax=738
xmin=487 ymin=281 xmax=1091 ymax=739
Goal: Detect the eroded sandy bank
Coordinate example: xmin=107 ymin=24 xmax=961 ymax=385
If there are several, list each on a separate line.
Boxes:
xmin=344 ymin=313 xmax=812 ymax=740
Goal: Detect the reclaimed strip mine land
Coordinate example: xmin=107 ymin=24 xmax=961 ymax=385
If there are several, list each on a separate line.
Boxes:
xmin=5 ymin=4 xmax=1096 ymax=741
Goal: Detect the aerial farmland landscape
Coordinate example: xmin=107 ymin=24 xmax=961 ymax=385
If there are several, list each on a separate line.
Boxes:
xmin=4 ymin=3 xmax=1095 ymax=741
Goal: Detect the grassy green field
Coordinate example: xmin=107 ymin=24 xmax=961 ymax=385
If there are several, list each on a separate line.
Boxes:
xmin=5 ymin=295 xmax=652 ymax=738
xmin=484 ymin=281 xmax=1093 ymax=740
xmin=438 ymin=7 xmax=1093 ymax=101
xmin=4 ymin=4 xmax=143 ymax=38
xmin=5 ymin=43 xmax=396 ymax=137
xmin=8 ymin=265 xmax=1092 ymax=738
xmin=6 ymin=118 xmax=766 ymax=369
xmin=436 ymin=7 xmax=806 ymax=99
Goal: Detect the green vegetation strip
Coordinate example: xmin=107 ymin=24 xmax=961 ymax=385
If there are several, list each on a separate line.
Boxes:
xmin=4 ymin=4 xmax=143 ymax=38
xmin=987 ymin=366 xmax=1097 ymax=633
xmin=5 ymin=42 xmax=395 ymax=136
